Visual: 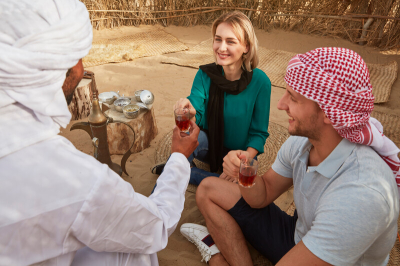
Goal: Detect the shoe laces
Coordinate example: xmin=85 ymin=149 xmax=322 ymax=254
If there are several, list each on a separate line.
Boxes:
xmin=196 ymin=241 xmax=212 ymax=263
xmin=187 ymin=232 xmax=213 ymax=263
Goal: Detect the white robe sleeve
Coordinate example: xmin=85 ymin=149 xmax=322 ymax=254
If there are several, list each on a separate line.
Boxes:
xmin=68 ymin=152 xmax=190 ymax=255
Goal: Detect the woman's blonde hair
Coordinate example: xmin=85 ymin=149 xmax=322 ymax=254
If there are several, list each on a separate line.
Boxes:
xmin=211 ymin=11 xmax=259 ymax=71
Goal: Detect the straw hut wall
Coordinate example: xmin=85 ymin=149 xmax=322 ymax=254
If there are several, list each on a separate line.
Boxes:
xmin=81 ymin=0 xmax=400 ymax=50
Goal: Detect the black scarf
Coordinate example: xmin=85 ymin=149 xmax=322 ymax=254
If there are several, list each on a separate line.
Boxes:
xmin=199 ymin=63 xmax=253 ymax=173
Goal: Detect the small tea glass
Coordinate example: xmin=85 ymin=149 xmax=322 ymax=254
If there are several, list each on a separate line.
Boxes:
xmin=174 ymin=107 xmax=190 ymax=133
xmin=238 ymin=158 xmax=258 ymax=188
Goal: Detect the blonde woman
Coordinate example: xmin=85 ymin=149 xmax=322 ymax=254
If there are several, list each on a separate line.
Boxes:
xmin=152 ymin=11 xmax=271 ymax=186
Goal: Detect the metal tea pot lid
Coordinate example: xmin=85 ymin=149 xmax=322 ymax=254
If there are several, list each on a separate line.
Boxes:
xmin=98 ymin=91 xmax=119 ymax=102
xmin=136 ymin=102 xmax=150 ymax=110
xmin=140 ymin=90 xmax=154 ymax=105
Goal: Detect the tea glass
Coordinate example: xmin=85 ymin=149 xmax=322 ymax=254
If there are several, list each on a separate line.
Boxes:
xmin=174 ymin=107 xmax=190 ymax=133
xmin=238 ymin=158 xmax=258 ymax=188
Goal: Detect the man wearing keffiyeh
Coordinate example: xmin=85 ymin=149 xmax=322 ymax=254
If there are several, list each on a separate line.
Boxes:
xmin=194 ymin=47 xmax=399 ymax=266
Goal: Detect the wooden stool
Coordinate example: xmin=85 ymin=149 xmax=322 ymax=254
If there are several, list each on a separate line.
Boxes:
xmin=104 ymin=100 xmax=158 ymax=155
xmin=68 ymin=72 xmax=98 ymax=120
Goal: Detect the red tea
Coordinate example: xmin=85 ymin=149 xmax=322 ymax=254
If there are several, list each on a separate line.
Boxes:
xmin=238 ymin=168 xmax=256 ymax=188
xmin=175 ymin=117 xmax=190 ymax=132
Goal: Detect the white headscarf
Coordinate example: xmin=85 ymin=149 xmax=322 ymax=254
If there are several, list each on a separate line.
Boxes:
xmin=0 ymin=0 xmax=92 ymax=158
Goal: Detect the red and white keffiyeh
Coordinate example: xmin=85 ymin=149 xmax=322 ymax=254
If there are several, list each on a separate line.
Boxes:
xmin=284 ymin=47 xmax=400 ymax=193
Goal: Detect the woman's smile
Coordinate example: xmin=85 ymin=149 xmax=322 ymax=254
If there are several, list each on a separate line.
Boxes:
xmin=217 ymin=53 xmax=230 ymax=59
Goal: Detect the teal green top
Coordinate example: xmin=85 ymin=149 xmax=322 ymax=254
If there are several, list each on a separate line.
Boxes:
xmin=187 ymin=68 xmax=271 ymax=154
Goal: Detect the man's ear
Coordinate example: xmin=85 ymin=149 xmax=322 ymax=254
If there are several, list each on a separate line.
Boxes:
xmin=323 ymin=113 xmax=332 ymax=125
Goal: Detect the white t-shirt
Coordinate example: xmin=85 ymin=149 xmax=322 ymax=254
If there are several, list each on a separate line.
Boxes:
xmin=272 ymin=136 xmax=399 ymax=266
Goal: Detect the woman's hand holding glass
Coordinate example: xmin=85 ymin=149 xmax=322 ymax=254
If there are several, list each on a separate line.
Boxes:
xmin=174 ymin=98 xmax=196 ymax=122
xmin=221 ymin=150 xmax=250 ymax=183
xmin=219 ymin=172 xmax=237 ymax=183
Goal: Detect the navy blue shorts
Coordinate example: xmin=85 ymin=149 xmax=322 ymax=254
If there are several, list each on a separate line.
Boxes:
xmin=227 ymin=198 xmax=298 ymax=265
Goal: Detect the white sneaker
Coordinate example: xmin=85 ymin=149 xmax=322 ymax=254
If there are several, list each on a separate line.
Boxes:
xmin=180 ymin=223 xmax=220 ymax=263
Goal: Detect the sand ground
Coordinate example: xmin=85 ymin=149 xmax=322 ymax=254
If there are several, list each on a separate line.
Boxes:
xmin=60 ymin=25 xmax=400 ymax=265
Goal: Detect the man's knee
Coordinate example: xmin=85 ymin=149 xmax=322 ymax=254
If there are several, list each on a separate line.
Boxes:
xmin=196 ymin=176 xmax=216 ymax=207
xmin=196 ymin=177 xmax=242 ymax=212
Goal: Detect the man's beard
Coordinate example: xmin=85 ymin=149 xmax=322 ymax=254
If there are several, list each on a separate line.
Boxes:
xmin=65 ymin=91 xmax=74 ymax=105
xmin=64 ymin=80 xmax=80 ymax=105
xmin=288 ymin=112 xmax=321 ymax=141
xmin=63 ymin=67 xmax=82 ymax=105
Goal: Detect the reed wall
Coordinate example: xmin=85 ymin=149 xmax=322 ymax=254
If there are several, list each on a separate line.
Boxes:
xmin=81 ymin=0 xmax=400 ymax=50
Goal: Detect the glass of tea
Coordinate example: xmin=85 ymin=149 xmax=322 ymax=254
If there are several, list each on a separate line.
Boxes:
xmin=238 ymin=158 xmax=258 ymax=188
xmin=174 ymin=107 xmax=190 ymax=133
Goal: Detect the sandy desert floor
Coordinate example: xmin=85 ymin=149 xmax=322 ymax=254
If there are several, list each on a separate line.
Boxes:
xmin=60 ymin=24 xmax=400 ymax=265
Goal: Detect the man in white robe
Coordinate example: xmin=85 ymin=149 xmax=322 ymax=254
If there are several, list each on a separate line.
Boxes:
xmin=0 ymin=1 xmax=199 ymax=265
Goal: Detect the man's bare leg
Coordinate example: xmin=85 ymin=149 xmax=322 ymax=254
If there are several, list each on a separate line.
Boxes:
xmin=196 ymin=177 xmax=253 ymax=266
xmin=209 ymin=253 xmax=230 ymax=265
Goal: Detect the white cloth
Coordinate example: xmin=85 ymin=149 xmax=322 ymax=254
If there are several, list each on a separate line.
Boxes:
xmin=0 ymin=0 xmax=92 ymax=158
xmin=0 ymin=1 xmax=191 ymax=265
xmin=0 ymin=135 xmax=190 ymax=266
xmin=364 ymin=118 xmax=400 ymax=195
xmin=71 ymin=247 xmax=160 ymax=266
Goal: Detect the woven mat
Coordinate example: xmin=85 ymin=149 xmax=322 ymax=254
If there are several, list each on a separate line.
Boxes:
xmin=371 ymin=110 xmax=400 ymax=148
xmin=83 ymin=29 xmax=188 ymax=67
xmin=154 ymin=122 xmax=290 ymax=194
xmin=161 ymin=38 xmax=398 ymax=103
